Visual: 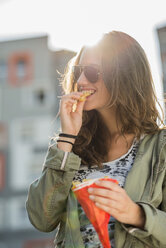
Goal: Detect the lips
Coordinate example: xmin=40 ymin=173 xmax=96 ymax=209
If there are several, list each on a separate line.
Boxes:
xmin=78 ymin=90 xmax=95 ymax=101
xmin=80 ymin=89 xmax=96 ymax=96
xmin=82 ymin=89 xmax=96 ymax=94
xmin=72 ymin=89 xmax=96 ymax=112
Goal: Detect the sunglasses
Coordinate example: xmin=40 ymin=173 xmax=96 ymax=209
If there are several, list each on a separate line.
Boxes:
xmin=72 ymin=65 xmax=102 ymax=83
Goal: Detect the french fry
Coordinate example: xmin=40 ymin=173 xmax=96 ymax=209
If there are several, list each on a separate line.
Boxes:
xmin=72 ymin=91 xmax=92 ymax=112
xmin=79 ymin=91 xmax=92 ymax=101
xmin=72 ymin=101 xmax=78 ymax=112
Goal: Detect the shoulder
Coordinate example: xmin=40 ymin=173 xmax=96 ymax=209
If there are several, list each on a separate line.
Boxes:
xmin=142 ymin=128 xmax=166 ymax=144
xmin=158 ymin=128 xmax=166 ymax=141
xmin=137 ymin=129 xmax=166 ymax=173
xmin=138 ymin=129 xmax=166 ymax=155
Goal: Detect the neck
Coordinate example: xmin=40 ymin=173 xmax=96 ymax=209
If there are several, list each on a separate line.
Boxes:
xmin=97 ymin=107 xmax=135 ymax=162
xmin=97 ymin=107 xmax=135 ymax=145
xmin=97 ymin=106 xmax=121 ymax=138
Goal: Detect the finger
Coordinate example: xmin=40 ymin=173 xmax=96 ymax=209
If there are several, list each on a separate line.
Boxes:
xmin=64 ymin=99 xmax=77 ymax=105
xmin=75 ymin=99 xmax=86 ymax=113
xmin=65 ymin=103 xmax=75 ymax=114
xmin=88 ymin=187 xmax=113 ymax=198
xmin=60 ymin=99 xmax=77 ymax=111
xmin=95 ymin=180 xmax=123 ymax=193
xmin=89 ymin=195 xmax=119 ymax=210
xmin=95 ymin=202 xmax=119 ymax=216
xmin=61 ymin=95 xmax=83 ymax=113
xmin=88 ymin=187 xmax=122 ymax=201
xmin=61 ymin=92 xmax=83 ymax=101
xmin=60 ymin=98 xmax=77 ymax=107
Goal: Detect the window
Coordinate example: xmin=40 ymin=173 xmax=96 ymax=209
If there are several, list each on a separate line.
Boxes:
xmin=21 ymin=83 xmax=55 ymax=109
xmin=8 ymin=52 xmax=33 ymax=86
xmin=35 ymin=88 xmax=46 ymax=104
xmin=10 ymin=117 xmax=53 ymax=190
xmin=0 ymin=61 xmax=7 ymax=80
xmin=9 ymin=196 xmax=31 ymax=230
xmin=17 ymin=59 xmax=26 ymax=78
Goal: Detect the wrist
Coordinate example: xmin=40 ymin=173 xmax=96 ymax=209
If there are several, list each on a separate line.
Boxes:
xmin=131 ymin=203 xmax=145 ymax=229
xmin=58 ymin=137 xmax=76 ymax=144
xmin=62 ymin=130 xmax=79 ymax=136
xmin=57 ymin=137 xmax=75 ymax=152
xmin=59 ymin=133 xmax=77 ymax=139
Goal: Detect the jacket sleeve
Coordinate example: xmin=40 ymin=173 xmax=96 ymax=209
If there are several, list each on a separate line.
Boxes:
xmin=26 ymin=142 xmax=81 ymax=232
xmin=121 ymin=171 xmax=166 ymax=247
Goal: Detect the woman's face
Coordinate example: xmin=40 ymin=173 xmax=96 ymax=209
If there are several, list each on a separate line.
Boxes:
xmin=77 ymin=47 xmax=111 ymax=112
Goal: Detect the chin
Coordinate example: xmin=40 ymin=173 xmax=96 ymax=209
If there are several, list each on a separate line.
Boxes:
xmin=83 ymin=104 xmax=96 ymax=111
xmin=83 ymin=107 xmax=93 ymax=111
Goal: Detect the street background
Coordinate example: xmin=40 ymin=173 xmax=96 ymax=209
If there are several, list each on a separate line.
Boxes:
xmin=0 ymin=0 xmax=166 ymax=247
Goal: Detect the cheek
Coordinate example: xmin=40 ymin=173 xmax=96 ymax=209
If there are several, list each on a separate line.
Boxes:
xmin=100 ymin=87 xmax=111 ymax=103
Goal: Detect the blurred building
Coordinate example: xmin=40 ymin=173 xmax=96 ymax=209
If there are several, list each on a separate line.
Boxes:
xmin=157 ymin=25 xmax=166 ymax=114
xmin=0 ymin=34 xmax=75 ymax=248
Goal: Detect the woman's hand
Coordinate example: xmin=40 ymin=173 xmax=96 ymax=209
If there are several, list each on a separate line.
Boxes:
xmin=88 ymin=180 xmax=145 ymax=229
xmin=60 ymin=92 xmax=85 ymax=135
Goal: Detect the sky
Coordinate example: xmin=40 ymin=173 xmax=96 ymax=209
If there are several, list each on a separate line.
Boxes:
xmin=0 ymin=0 xmax=166 ymax=108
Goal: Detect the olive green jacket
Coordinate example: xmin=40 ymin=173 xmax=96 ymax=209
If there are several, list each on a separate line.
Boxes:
xmin=26 ymin=130 xmax=166 ymax=248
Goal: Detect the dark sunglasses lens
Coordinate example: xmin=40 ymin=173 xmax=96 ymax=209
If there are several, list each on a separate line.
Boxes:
xmin=84 ymin=66 xmax=99 ymax=83
xmin=73 ymin=66 xmax=81 ymax=82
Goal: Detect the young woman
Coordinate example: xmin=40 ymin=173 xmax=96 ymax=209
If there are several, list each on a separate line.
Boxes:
xmin=26 ymin=31 xmax=166 ymax=248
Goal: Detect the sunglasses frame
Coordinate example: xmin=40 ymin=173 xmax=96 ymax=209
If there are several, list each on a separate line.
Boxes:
xmin=72 ymin=65 xmax=102 ymax=83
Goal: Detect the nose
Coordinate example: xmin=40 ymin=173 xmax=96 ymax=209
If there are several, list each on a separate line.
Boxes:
xmin=77 ymin=70 xmax=89 ymax=86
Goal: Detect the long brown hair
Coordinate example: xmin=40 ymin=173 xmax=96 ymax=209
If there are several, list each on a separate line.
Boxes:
xmin=61 ymin=31 xmax=165 ymax=167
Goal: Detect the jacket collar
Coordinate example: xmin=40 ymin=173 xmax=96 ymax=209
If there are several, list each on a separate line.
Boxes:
xmin=124 ymin=130 xmax=166 ymax=202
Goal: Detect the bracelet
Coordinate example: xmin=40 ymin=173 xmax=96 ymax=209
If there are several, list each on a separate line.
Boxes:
xmin=59 ymin=133 xmax=77 ymax=139
xmin=57 ymin=139 xmax=74 ymax=146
